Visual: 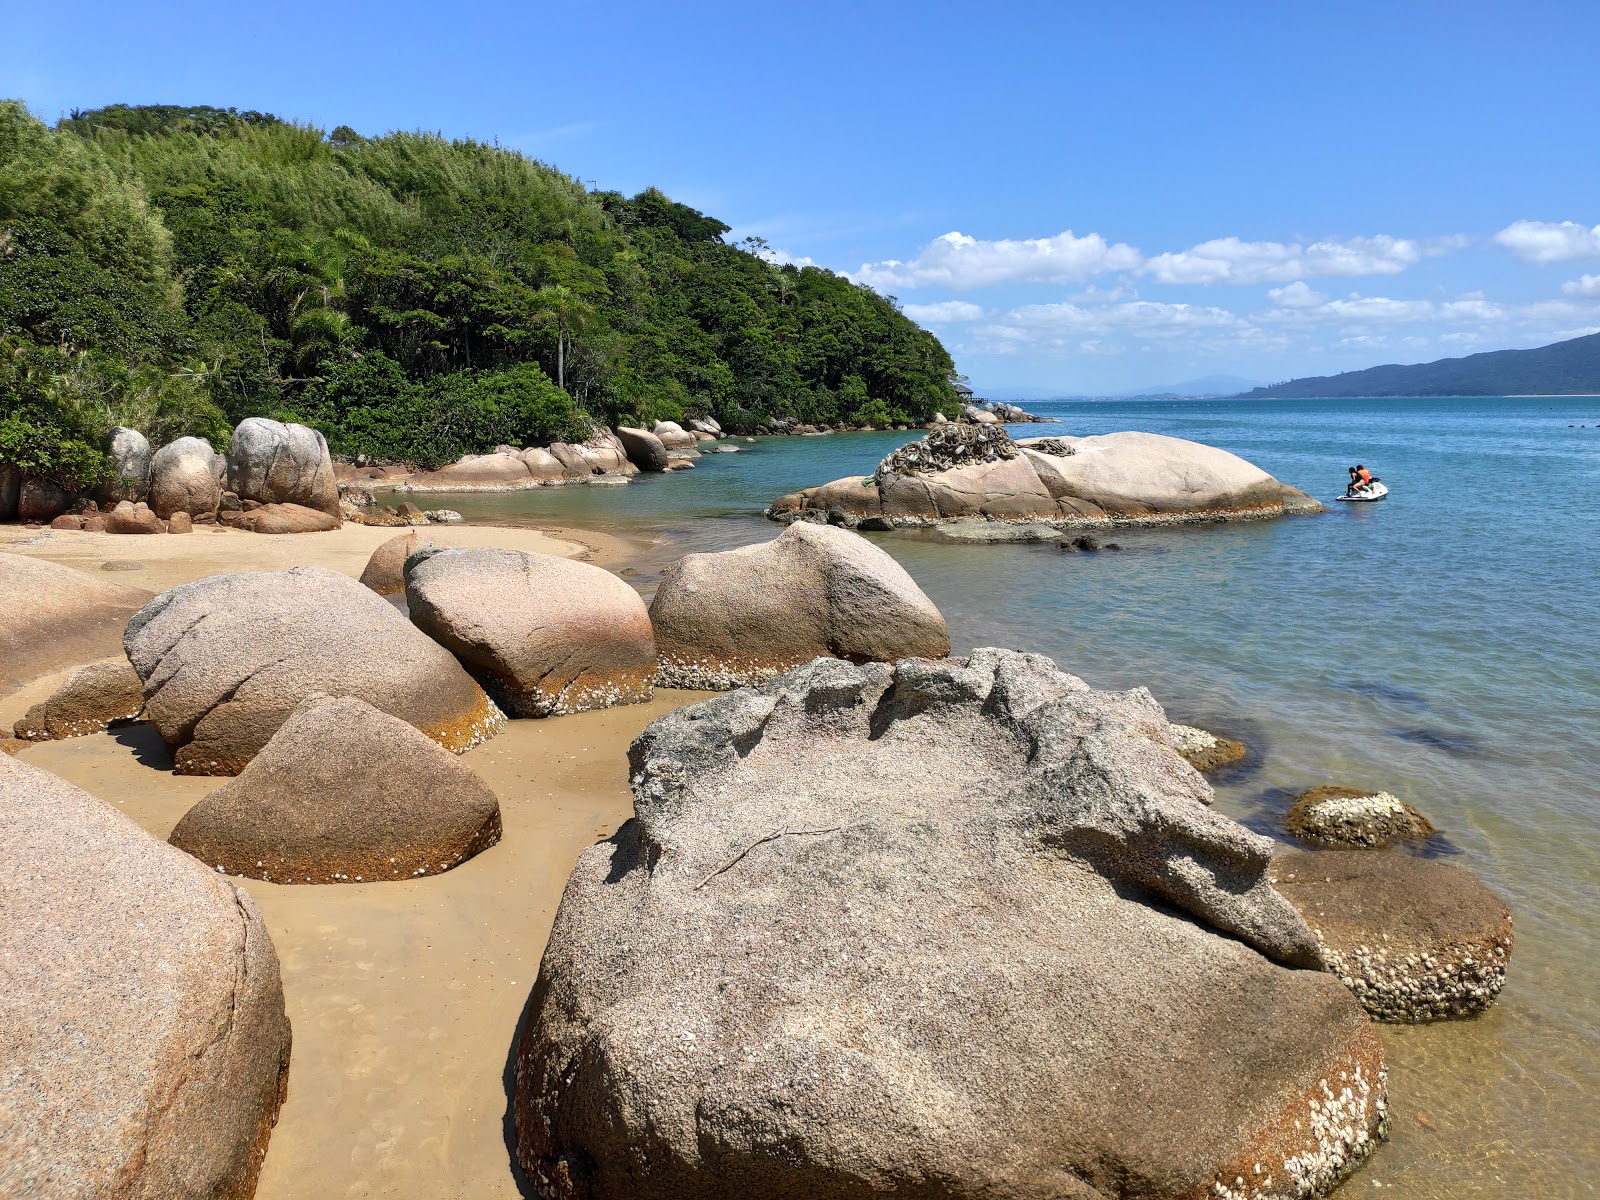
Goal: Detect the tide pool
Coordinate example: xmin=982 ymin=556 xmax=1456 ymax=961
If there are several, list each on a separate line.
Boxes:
xmin=441 ymin=395 xmax=1600 ymax=1196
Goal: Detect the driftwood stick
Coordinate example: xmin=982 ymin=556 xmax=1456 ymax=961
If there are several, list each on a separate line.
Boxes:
xmin=694 ymin=825 xmax=844 ymax=890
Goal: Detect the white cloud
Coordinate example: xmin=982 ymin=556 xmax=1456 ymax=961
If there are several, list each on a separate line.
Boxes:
xmin=1143 ymin=235 xmax=1423 ymax=285
xmin=1493 ymin=220 xmax=1600 ymax=264
xmin=1563 ymin=274 xmax=1600 ymax=297
xmin=753 ymin=245 xmax=815 ymax=268
xmin=854 ymin=230 xmax=1141 ymax=291
xmin=901 ymin=300 xmax=985 ymax=325
xmin=1268 ymin=281 xmax=1327 ymax=308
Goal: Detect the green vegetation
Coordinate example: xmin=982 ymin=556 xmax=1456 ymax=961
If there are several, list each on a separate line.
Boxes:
xmin=1244 ymin=332 xmax=1600 ymax=398
xmin=0 ymin=100 xmax=959 ymax=480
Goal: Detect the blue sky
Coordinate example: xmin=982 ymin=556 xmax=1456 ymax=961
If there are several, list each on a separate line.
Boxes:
xmin=6 ymin=0 xmax=1600 ymax=393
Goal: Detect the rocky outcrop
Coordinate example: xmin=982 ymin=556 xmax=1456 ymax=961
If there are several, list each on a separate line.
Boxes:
xmin=1273 ymin=851 xmax=1513 ymax=1022
xmin=0 ymin=754 xmax=292 ymax=1200
xmin=16 ymin=476 xmax=77 ymax=522
xmin=221 ymin=502 xmax=342 ymax=534
xmin=13 ymin=658 xmax=144 ymax=741
xmin=685 ymin=415 xmax=722 ymax=436
xmin=97 ymin=426 xmax=153 ymax=505
xmin=615 ymin=426 xmax=669 ymax=472
xmin=105 ymin=499 xmax=166 ymax=534
xmin=650 ymin=523 xmax=951 ymax=689
xmin=651 ymin=420 xmax=699 ymax=450
xmin=124 ymin=565 xmax=503 ymax=774
xmin=770 ymin=427 xmax=1325 ymax=529
xmin=405 ymin=547 xmax=656 ymax=717
xmin=359 ymin=529 xmax=428 ymax=596
xmin=226 ymin=418 xmax=341 ymax=515
xmin=1285 ymin=786 xmax=1435 ymax=848
xmin=516 ymin=652 xmax=1385 ymax=1200
xmin=169 ymin=694 xmax=502 ymax=884
xmin=0 ymin=553 xmax=150 ymax=693
xmin=148 ymin=436 xmax=223 ymax=519
xmin=407 ymin=451 xmax=535 ymax=489
xmin=1171 ymin=723 xmax=1248 ymax=773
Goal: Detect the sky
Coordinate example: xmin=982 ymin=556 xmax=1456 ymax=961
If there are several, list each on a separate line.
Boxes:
xmin=5 ymin=0 xmax=1600 ymax=394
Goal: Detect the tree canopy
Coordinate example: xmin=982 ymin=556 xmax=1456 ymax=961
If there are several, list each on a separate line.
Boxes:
xmin=0 ymin=100 xmax=959 ymax=481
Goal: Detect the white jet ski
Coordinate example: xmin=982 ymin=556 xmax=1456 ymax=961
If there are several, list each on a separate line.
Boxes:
xmin=1336 ymin=481 xmax=1388 ymax=502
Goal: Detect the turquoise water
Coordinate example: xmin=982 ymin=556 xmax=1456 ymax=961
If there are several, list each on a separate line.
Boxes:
xmin=444 ymin=397 xmax=1600 ymax=1196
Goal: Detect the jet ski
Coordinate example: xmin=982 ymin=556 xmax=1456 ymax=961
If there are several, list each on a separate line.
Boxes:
xmin=1336 ymin=480 xmax=1388 ymax=502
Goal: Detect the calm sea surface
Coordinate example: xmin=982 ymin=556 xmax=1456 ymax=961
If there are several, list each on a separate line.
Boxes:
xmin=443 ymin=396 xmax=1600 ymax=1197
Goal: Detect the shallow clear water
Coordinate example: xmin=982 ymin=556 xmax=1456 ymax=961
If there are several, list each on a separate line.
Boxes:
xmin=444 ymin=397 xmax=1600 ymax=1196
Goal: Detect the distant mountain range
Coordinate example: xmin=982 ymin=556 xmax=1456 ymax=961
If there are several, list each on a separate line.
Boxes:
xmin=1244 ymin=331 xmax=1600 ymax=398
xmin=1123 ymin=374 xmax=1267 ymax=398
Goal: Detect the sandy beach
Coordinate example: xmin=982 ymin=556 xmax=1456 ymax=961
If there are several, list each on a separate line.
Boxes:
xmin=1 ymin=520 xmax=692 ymax=1199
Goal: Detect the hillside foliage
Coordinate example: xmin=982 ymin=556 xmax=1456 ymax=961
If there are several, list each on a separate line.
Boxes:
xmin=0 ymin=100 xmax=957 ymax=481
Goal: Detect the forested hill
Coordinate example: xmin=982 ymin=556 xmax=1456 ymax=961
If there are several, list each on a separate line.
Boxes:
xmin=1243 ymin=332 xmax=1600 ymax=399
xmin=0 ymin=101 xmax=958 ymax=480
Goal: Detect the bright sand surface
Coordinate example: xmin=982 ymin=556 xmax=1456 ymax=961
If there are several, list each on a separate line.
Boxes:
xmin=1 ymin=520 xmax=691 ymax=1199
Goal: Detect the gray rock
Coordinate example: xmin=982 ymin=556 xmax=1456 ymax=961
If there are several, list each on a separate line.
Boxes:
xmin=226 ymin=418 xmax=341 ymax=515
xmin=515 ymin=652 xmax=1384 ymax=1200
xmin=0 ymin=754 xmax=292 ymax=1200
xmin=405 ymin=547 xmax=656 ymax=717
xmin=124 ymin=565 xmax=503 ymax=775
xmin=423 ymin=508 xmax=463 ymax=523
xmin=148 ymin=436 xmax=223 ymax=519
xmin=650 ymin=522 xmax=951 ymax=689
xmin=169 ymin=694 xmax=502 ymax=884
xmin=651 ymin=420 xmax=700 ymax=450
xmin=615 ymin=426 xmax=669 ymax=472
xmin=97 ymin=426 xmax=153 ymax=505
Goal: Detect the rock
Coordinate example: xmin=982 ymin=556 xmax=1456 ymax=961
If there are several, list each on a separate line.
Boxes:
xmin=168 ymin=510 xmax=193 ymax=534
xmin=13 ymin=658 xmax=145 ymax=741
xmin=652 ymin=420 xmax=700 ymax=450
xmin=521 ymin=446 xmax=574 ymax=480
xmin=1273 ymin=850 xmax=1513 ymax=1022
xmin=685 ymin=415 xmax=722 ymax=436
xmin=225 ymin=502 xmax=342 ymax=534
xmin=99 ymin=559 xmax=144 ymax=572
xmin=359 ymin=529 xmax=428 ymax=596
xmin=662 ymin=458 xmax=695 ymax=471
xmin=351 ymin=508 xmax=410 ymax=527
xmin=0 ymin=553 xmax=150 ymax=693
xmin=106 ymin=499 xmax=166 ymax=534
xmin=1285 ymin=786 xmax=1435 ymax=848
xmin=17 ymin=476 xmax=77 ymax=522
xmin=49 ymin=514 xmax=85 ymax=531
xmin=515 ymin=652 xmax=1383 ymax=1200
xmin=397 ymin=501 xmax=428 ymax=524
xmin=226 ymin=418 xmax=341 ymax=515
xmin=407 ymin=452 xmax=533 ymax=489
xmin=1170 ymin=723 xmax=1248 ymax=772
xmin=578 ymin=431 xmax=638 ymax=475
xmin=405 ymin=547 xmax=656 ymax=717
xmin=1 ymin=737 xmax=25 ymax=756
xmin=124 ymin=565 xmax=503 ymax=774
xmin=0 ymin=754 xmax=292 ymax=1199
xmin=615 ymin=426 xmax=669 ymax=472
xmin=96 ymin=426 xmax=153 ymax=505
xmin=423 ymin=508 xmax=462 ymax=523
xmin=774 ymin=428 xmax=1326 ymax=530
xmin=0 ymin=465 xmax=18 ymax=520
xmin=148 ymin=436 xmax=223 ymax=519
xmin=169 ymin=695 xmax=502 ymax=884
xmin=82 ymin=512 xmax=110 ymax=532
xmin=963 ymin=402 xmax=1001 ymax=424
xmin=219 ymin=489 xmax=243 ymax=512
xmin=648 ymin=523 xmax=951 ymax=689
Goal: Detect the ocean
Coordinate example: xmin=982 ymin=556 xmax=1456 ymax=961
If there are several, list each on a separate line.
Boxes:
xmin=441 ymin=395 xmax=1600 ymax=1197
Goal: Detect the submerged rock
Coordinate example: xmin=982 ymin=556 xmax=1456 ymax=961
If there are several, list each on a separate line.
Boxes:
xmin=1286 ymin=785 xmax=1435 ymax=848
xmin=124 ymin=565 xmax=502 ymax=774
xmin=0 ymin=754 xmax=292 ymax=1199
xmin=1170 ymin=723 xmax=1248 ymax=773
xmin=405 ymin=546 xmax=656 ymax=717
xmin=649 ymin=522 xmax=951 ymax=689
xmin=1273 ymin=850 xmax=1513 ymax=1022
xmin=13 ymin=658 xmax=144 ymax=741
xmin=515 ymin=652 xmax=1386 ymax=1200
xmin=169 ymin=695 xmax=502 ymax=884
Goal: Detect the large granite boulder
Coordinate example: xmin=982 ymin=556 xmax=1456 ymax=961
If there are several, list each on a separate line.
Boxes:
xmin=651 ymin=420 xmax=699 ymax=450
xmin=521 ymin=446 xmax=576 ymax=481
xmin=105 ymin=499 xmax=166 ymax=534
xmin=1273 ymin=850 xmax=1513 ymax=1022
xmin=650 ymin=522 xmax=951 ymax=688
xmin=226 ymin=418 xmax=341 ymax=515
xmin=221 ymin=502 xmax=341 ymax=534
xmin=577 ymin=431 xmax=637 ymax=475
xmin=405 ymin=546 xmax=656 ymax=717
xmin=97 ymin=426 xmax=153 ymax=505
xmin=124 ymin=565 xmax=503 ymax=774
xmin=148 ymin=436 xmax=223 ymax=519
xmin=516 ymin=652 xmax=1385 ymax=1200
xmin=0 ymin=754 xmax=292 ymax=1200
xmin=615 ymin=426 xmax=668 ymax=472
xmin=16 ymin=475 xmax=77 ymax=522
xmin=407 ymin=451 xmax=534 ymax=489
xmin=359 ymin=529 xmax=428 ymax=595
xmin=13 ymin=657 xmax=144 ymax=741
xmin=169 ymin=694 xmax=502 ymax=883
xmin=770 ymin=426 xmax=1324 ymax=529
xmin=0 ymin=553 xmax=150 ymax=693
